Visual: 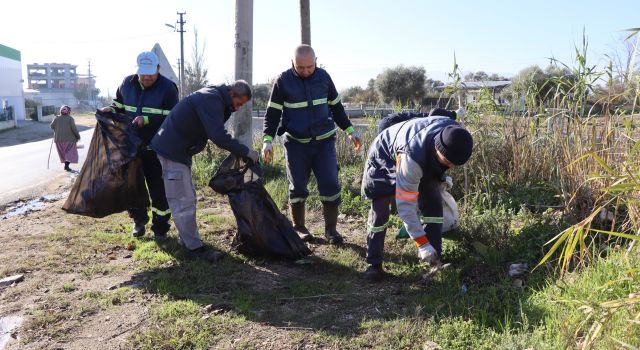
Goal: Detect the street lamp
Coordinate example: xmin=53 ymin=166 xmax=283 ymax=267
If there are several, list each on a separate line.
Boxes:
xmin=165 ymin=23 xmax=181 ymax=90
xmin=165 ymin=12 xmax=186 ymax=98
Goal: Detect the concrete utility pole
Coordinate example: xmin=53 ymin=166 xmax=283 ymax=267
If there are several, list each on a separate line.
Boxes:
xmin=231 ymin=0 xmax=253 ymax=146
xmin=177 ymin=12 xmax=186 ymax=98
xmin=300 ymin=0 xmax=311 ymax=45
xmin=87 ymin=59 xmax=93 ymax=107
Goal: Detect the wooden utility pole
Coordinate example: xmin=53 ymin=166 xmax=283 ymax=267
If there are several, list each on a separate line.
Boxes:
xmin=300 ymin=0 xmax=311 ymax=45
xmin=231 ymin=0 xmax=253 ymax=146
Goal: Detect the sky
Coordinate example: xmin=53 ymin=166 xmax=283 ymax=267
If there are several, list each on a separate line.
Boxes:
xmin=1 ymin=0 xmax=639 ymax=97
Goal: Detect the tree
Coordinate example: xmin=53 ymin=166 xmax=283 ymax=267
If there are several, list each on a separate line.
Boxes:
xmin=425 ymin=78 xmax=444 ymax=95
xmin=375 ymin=65 xmax=426 ymax=104
xmin=184 ymin=29 xmax=209 ymax=95
xmin=464 ymin=71 xmax=508 ymax=81
xmin=507 ymin=64 xmax=573 ymax=110
xmin=341 ymin=86 xmax=364 ymax=103
xmin=341 ymin=79 xmax=380 ymax=105
xmin=252 ymin=82 xmax=272 ymax=110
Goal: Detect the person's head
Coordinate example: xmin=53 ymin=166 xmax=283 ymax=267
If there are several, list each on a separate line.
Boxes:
xmin=434 ymin=125 xmax=473 ymax=169
xmin=59 ymin=105 xmax=71 ymax=115
xmin=136 ymin=51 xmax=160 ymax=88
xmin=229 ymin=80 xmax=252 ymax=111
xmin=292 ymin=44 xmax=316 ymax=78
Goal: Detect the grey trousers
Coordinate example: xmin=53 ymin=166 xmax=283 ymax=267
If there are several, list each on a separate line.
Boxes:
xmin=157 ymin=155 xmax=203 ymax=250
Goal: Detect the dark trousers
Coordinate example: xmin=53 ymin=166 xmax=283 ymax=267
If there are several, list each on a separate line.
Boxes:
xmin=128 ymin=148 xmax=171 ymax=234
xmin=283 ymin=137 xmax=341 ymax=204
xmin=366 ymin=180 xmax=443 ymax=266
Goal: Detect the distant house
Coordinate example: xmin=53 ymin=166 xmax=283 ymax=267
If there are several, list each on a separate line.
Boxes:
xmin=26 ymin=63 xmax=80 ymax=111
xmin=439 ymin=80 xmax=512 ymax=106
xmin=0 ymin=43 xmax=26 ymax=130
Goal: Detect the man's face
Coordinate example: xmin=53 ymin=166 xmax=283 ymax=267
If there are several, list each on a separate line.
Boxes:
xmin=231 ymin=93 xmax=250 ymax=111
xmin=292 ymin=53 xmax=316 ymax=78
xmin=436 ymin=149 xmax=456 ymax=169
xmin=138 ymin=65 xmax=160 ymax=88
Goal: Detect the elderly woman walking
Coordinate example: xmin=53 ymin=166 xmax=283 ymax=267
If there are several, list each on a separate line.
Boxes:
xmin=50 ymin=105 xmax=80 ymax=172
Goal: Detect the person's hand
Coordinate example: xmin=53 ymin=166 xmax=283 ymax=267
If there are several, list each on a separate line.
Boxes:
xmin=262 ymin=142 xmax=273 ymax=164
xmin=246 ymin=149 xmax=260 ymax=163
xmin=100 ymin=106 xmax=114 ymax=113
xmin=348 ymin=131 xmax=361 ymax=151
xmin=133 ymin=116 xmax=145 ymax=128
xmin=456 ymin=106 xmax=466 ymax=120
xmin=418 ymin=243 xmax=438 ymax=264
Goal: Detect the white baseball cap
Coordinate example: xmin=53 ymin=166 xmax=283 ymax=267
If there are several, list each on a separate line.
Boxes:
xmin=136 ymin=51 xmax=159 ymax=75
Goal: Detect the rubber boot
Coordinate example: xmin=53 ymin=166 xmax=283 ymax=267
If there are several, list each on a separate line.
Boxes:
xmin=290 ymin=202 xmax=313 ymax=242
xmin=64 ymin=161 xmax=72 ymax=172
xmin=364 ymin=264 xmax=385 ymax=282
xmin=322 ymin=201 xmax=344 ymax=245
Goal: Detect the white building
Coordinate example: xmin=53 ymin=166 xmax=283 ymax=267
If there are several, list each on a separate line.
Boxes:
xmin=0 ymin=43 xmax=25 ymax=130
xmin=26 ymin=63 xmax=79 ymax=110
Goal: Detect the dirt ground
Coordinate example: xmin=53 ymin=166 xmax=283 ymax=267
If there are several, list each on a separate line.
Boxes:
xmin=0 ymin=179 xmax=402 ymax=350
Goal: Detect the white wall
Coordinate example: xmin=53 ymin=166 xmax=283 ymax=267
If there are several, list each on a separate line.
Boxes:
xmin=0 ymin=55 xmax=25 ymax=125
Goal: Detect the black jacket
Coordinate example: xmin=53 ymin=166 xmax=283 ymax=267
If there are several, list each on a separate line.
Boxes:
xmin=151 ymin=85 xmax=250 ymax=166
xmin=110 ymin=74 xmax=178 ymax=144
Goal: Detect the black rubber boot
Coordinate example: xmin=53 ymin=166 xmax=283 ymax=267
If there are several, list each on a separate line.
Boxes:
xmin=132 ymin=222 xmax=146 ymax=238
xmin=364 ymin=264 xmax=385 ymax=282
xmin=322 ymin=201 xmax=344 ymax=245
xmin=64 ymin=161 xmax=72 ymax=172
xmin=290 ymin=202 xmax=313 ymax=242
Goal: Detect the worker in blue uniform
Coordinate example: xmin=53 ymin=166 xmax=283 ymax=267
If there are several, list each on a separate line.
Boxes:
xmin=100 ymin=51 xmax=178 ymax=239
xmin=261 ymin=45 xmax=361 ymax=244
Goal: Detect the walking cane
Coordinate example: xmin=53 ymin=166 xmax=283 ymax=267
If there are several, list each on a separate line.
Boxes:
xmin=47 ymin=138 xmax=53 ymax=169
xmin=47 ymin=114 xmax=58 ymax=169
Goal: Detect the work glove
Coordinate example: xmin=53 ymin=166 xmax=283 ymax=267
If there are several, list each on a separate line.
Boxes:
xmin=246 ymin=149 xmax=260 ymax=163
xmin=133 ymin=116 xmax=145 ymax=128
xmin=262 ymin=141 xmax=273 ymax=164
xmin=443 ymin=176 xmax=453 ymax=190
xmin=418 ymin=243 xmax=438 ymax=264
xmin=456 ymin=106 xmax=466 ymax=120
xmin=348 ymin=131 xmax=361 ymax=151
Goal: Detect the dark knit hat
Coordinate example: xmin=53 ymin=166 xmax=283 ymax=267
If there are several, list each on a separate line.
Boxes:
xmin=434 ymin=125 xmax=473 ymax=165
xmin=428 ymin=107 xmax=457 ymax=120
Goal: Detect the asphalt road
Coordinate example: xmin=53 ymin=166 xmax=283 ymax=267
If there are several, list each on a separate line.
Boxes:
xmin=0 ymin=128 xmax=93 ymax=206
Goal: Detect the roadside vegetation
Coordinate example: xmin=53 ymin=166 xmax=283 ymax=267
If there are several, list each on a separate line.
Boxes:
xmin=2 ymin=32 xmax=639 ymax=349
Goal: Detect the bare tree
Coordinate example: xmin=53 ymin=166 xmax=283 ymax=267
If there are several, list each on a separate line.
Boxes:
xmin=184 ymin=28 xmax=209 ymax=95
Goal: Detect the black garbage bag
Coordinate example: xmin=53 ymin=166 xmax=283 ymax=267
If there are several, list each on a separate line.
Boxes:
xmin=62 ymin=110 xmax=149 ymax=218
xmin=210 ymin=154 xmax=311 ymax=259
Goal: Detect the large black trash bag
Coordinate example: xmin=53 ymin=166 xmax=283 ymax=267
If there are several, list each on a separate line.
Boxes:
xmin=62 ymin=110 xmax=149 ymax=218
xmin=210 ymin=154 xmax=311 ymax=259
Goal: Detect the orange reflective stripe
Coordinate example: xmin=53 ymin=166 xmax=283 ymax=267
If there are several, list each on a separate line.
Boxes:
xmin=395 ymin=194 xmax=417 ymax=201
xmin=414 ymin=235 xmax=429 ymax=247
xmin=396 ymin=188 xmax=418 ymax=196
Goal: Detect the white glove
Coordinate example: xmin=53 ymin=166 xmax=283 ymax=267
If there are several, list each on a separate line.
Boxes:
xmin=418 ymin=243 xmax=438 ymax=264
xmin=456 ymin=106 xmax=466 ymax=120
xmin=443 ymin=176 xmax=453 ymax=190
xmin=261 ymin=142 xmax=273 ymax=164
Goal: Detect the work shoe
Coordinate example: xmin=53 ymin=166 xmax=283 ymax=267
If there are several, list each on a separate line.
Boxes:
xmin=132 ymin=223 xmax=146 ymax=238
xmin=322 ymin=201 xmax=344 ymax=245
xmin=187 ymin=247 xmax=224 ymax=263
xmin=290 ymin=201 xmax=313 ymax=242
xmin=153 ymin=233 xmax=168 ymax=242
xmin=364 ymin=264 xmax=385 ymax=282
